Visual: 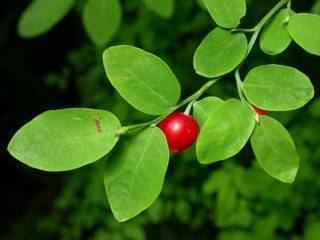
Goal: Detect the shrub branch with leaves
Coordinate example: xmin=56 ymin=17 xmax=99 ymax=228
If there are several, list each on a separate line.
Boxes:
xmin=8 ymin=0 xmax=318 ymax=222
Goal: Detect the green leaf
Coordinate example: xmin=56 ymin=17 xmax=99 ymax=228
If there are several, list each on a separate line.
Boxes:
xmin=215 ymin=183 xmax=237 ymax=225
xmin=288 ymin=13 xmax=320 ymax=56
xmin=196 ymin=99 xmax=255 ymax=164
xmin=8 ymin=108 xmax=121 ymax=171
xmin=304 ymin=222 xmax=320 ymax=240
xmin=104 ymin=127 xmax=169 ymax=222
xmin=253 ymin=214 xmax=279 ymax=239
xmin=242 ymin=64 xmax=314 ymax=111
xmin=18 ymin=0 xmax=75 ymax=38
xmin=83 ymin=0 xmax=122 ymax=47
xmin=238 ymin=165 xmax=274 ymax=198
xmin=193 ymin=28 xmax=248 ymax=78
xmin=218 ymin=200 xmax=252 ymax=228
xmin=202 ymin=169 xmax=230 ymax=195
xmin=203 ymin=0 xmax=246 ymax=28
xmin=193 ymin=96 xmax=223 ymax=126
xmin=251 ymin=116 xmax=299 ymax=183
xmin=142 ymin=0 xmax=174 ymax=18
xmin=260 ymin=9 xmax=295 ymax=55
xmin=103 ymin=45 xmax=181 ymax=115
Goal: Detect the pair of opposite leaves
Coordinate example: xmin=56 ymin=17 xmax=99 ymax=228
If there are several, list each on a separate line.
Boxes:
xmin=193 ymin=97 xmax=300 ymax=185
xmin=260 ymin=10 xmax=320 ymax=56
xmin=202 ymin=0 xmax=320 ymax=56
xmin=194 ymin=11 xmax=320 ymax=79
xmin=18 ymin=0 xmax=121 ymax=46
xmin=18 ymin=0 xmax=173 ymax=46
xmin=7 ymin=46 xmax=181 ymax=173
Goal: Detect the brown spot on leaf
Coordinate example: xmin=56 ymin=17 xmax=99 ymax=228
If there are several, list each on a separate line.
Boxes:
xmin=93 ymin=119 xmax=102 ymax=133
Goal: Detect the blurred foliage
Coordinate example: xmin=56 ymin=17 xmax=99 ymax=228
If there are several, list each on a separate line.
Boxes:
xmin=1 ymin=0 xmax=320 ymax=239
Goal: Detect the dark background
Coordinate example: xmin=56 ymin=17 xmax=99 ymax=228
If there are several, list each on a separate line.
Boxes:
xmin=1 ymin=0 xmax=320 ymax=239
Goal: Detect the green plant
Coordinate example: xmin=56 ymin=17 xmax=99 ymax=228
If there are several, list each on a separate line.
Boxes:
xmin=8 ymin=0 xmax=318 ymax=222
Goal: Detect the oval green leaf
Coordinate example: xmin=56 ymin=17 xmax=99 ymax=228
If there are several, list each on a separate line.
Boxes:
xmin=104 ymin=127 xmax=169 ymax=222
xmin=203 ymin=0 xmax=246 ymax=28
xmin=260 ymin=9 xmax=295 ymax=55
xmin=8 ymin=108 xmax=120 ymax=171
xmin=194 ymin=28 xmax=248 ymax=78
xmin=288 ymin=13 xmax=320 ymax=56
xmin=103 ymin=45 xmax=181 ymax=115
xmin=242 ymin=64 xmax=314 ymax=111
xmin=18 ymin=0 xmax=75 ymax=38
xmin=83 ymin=0 xmax=122 ymax=47
xmin=142 ymin=0 xmax=174 ymax=18
xmin=193 ymin=96 xmax=224 ymax=126
xmin=196 ymin=99 xmax=255 ymax=164
xmin=251 ymin=116 xmax=299 ymax=183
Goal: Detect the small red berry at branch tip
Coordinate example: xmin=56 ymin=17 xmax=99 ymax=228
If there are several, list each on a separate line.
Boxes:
xmin=159 ymin=112 xmax=200 ymax=153
xmin=253 ymin=106 xmax=268 ymax=116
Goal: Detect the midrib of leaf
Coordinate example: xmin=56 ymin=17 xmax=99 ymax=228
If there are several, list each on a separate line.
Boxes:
xmin=258 ymin=122 xmax=289 ymax=178
xmin=200 ymin=34 xmax=242 ymax=68
xmin=201 ymin=103 xmax=250 ymax=160
xmin=265 ymin=10 xmax=292 ymax=53
xmin=267 ymin=19 xmax=284 ymax=51
xmin=125 ymin=67 xmax=173 ymax=107
xmin=35 ymin=116 xmax=116 ymax=142
xmin=244 ymin=83 xmax=311 ymax=92
xmin=224 ymin=105 xmax=250 ymax=149
xmin=118 ymin=129 xmax=155 ymax=214
xmin=44 ymin=132 xmax=111 ymax=142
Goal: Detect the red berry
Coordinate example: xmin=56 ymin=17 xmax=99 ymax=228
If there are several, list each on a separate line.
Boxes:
xmin=253 ymin=106 xmax=268 ymax=116
xmin=159 ymin=112 xmax=200 ymax=152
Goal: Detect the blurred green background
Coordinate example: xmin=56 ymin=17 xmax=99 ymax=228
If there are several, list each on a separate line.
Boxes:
xmin=1 ymin=0 xmax=320 ymax=239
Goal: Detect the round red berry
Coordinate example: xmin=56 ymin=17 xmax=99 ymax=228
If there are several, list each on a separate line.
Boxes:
xmin=159 ymin=112 xmax=200 ymax=152
xmin=253 ymin=106 xmax=268 ymax=116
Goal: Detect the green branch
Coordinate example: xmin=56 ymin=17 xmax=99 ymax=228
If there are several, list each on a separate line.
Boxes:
xmin=118 ymin=0 xmax=290 ymax=136
xmin=246 ymin=0 xmax=290 ymax=57
xmin=234 ymin=0 xmax=290 ymax=108
xmin=116 ymin=79 xmax=220 ymax=135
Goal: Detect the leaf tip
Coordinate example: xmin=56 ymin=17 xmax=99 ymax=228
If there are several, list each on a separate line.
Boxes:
xmin=280 ymin=167 xmax=299 ymax=184
xmin=113 ymin=212 xmax=130 ymax=223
